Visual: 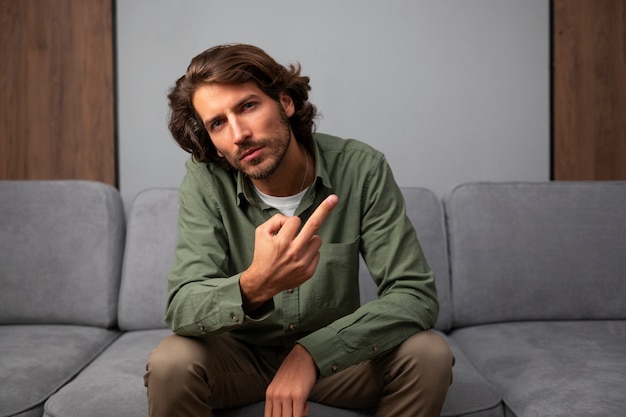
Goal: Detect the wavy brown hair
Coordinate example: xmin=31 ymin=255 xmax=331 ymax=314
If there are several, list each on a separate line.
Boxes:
xmin=167 ymin=44 xmax=318 ymax=168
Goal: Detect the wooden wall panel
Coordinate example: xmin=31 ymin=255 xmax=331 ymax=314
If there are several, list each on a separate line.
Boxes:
xmin=553 ymin=0 xmax=626 ymax=180
xmin=0 ymin=0 xmax=116 ymax=185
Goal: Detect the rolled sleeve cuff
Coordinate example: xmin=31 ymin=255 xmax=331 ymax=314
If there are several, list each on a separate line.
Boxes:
xmin=298 ymin=327 xmax=346 ymax=377
xmin=223 ymin=274 xmax=275 ymax=325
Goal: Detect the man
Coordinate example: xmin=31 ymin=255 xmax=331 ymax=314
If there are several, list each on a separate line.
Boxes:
xmin=144 ymin=43 xmax=453 ymax=417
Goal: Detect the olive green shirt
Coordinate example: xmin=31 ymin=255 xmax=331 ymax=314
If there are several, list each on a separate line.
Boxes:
xmin=165 ymin=133 xmax=439 ymax=377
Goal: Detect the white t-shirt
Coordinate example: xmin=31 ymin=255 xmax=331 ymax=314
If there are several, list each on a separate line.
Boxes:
xmin=252 ymin=185 xmax=309 ymax=217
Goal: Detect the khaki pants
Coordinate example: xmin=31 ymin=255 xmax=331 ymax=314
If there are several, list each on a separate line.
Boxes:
xmin=144 ymin=331 xmax=453 ymax=417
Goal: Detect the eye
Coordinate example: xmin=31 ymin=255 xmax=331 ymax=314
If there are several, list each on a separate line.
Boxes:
xmin=211 ymin=119 xmax=224 ymax=131
xmin=242 ymin=101 xmax=256 ymax=111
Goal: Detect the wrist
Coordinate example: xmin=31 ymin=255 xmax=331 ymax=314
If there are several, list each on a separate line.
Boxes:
xmin=239 ymin=269 xmax=271 ymax=313
xmin=294 ymin=343 xmax=319 ymax=379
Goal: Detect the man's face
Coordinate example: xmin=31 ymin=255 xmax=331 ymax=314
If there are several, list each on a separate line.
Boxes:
xmin=192 ymin=82 xmax=295 ymax=179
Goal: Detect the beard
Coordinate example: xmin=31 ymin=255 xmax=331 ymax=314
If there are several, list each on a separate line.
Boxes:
xmin=226 ymin=107 xmax=292 ymax=180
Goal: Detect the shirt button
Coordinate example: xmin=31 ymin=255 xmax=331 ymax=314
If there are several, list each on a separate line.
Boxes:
xmin=372 ymin=346 xmax=379 ymax=352
xmin=199 ymin=325 xmax=206 ymax=332
xmin=331 ymin=364 xmax=338 ymax=373
xmin=287 ymin=288 xmax=294 ymax=294
xmin=288 ymin=323 xmax=295 ymax=331
xmin=231 ymin=313 xmax=238 ymax=322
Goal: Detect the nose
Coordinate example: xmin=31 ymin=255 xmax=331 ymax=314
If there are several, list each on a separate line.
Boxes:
xmin=230 ymin=116 xmax=251 ymax=144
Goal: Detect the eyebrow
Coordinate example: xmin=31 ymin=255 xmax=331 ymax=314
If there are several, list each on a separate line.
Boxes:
xmin=203 ymin=93 xmax=261 ymax=130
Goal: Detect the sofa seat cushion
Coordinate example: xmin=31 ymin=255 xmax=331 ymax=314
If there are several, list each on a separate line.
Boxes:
xmin=450 ymin=321 xmax=626 ymax=417
xmin=440 ymin=334 xmax=503 ymax=417
xmin=44 ymin=329 xmax=169 ymax=417
xmin=0 ymin=324 xmax=120 ymax=417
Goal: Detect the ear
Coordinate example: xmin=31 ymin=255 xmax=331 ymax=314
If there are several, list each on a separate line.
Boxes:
xmin=279 ymin=91 xmax=295 ymax=117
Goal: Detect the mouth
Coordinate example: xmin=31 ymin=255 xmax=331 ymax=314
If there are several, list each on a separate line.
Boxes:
xmin=240 ymin=147 xmax=264 ymax=162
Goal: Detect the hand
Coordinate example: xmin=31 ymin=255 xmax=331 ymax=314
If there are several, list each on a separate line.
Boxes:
xmin=240 ymin=195 xmax=338 ymax=311
xmin=265 ymin=344 xmax=318 ymax=417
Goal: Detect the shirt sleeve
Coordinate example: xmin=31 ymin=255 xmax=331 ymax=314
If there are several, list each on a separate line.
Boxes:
xmin=164 ymin=164 xmax=273 ymax=336
xmin=298 ymin=155 xmax=439 ymax=377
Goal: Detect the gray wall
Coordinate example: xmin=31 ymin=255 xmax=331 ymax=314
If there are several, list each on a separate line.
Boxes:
xmin=117 ymin=0 xmax=549 ymax=209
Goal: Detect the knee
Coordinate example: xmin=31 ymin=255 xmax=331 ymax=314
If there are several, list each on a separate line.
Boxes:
xmin=381 ymin=332 xmax=453 ymax=415
xmin=397 ymin=331 xmax=454 ymax=379
xmin=145 ymin=334 xmax=208 ymax=385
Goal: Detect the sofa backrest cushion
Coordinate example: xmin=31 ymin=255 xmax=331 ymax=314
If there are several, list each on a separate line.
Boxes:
xmin=118 ymin=186 xmax=452 ymax=332
xmin=0 ymin=180 xmax=125 ymax=327
xmin=445 ymin=181 xmax=626 ymax=327
xmin=359 ymin=187 xmax=451 ymax=331
xmin=118 ymin=188 xmax=179 ymax=331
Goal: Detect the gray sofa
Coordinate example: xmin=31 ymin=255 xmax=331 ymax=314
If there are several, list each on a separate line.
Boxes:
xmin=1 ymin=180 xmax=624 ymax=417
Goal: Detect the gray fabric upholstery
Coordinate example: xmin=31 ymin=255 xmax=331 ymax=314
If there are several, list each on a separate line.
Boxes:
xmin=0 ymin=180 xmax=125 ymax=327
xmin=0 ymin=180 xmax=125 ymax=417
xmin=10 ymin=408 xmax=43 ymax=417
xmin=1 ymin=325 xmax=119 ymax=417
xmin=451 ymin=321 xmax=626 ymax=417
xmin=118 ymin=188 xmax=179 ymax=331
xmin=44 ymin=329 xmax=170 ymax=417
xmin=438 ymin=334 xmax=502 ymax=417
xmin=444 ymin=181 xmax=626 ymax=327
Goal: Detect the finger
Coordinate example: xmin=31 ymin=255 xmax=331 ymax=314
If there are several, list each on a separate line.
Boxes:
xmin=276 ymin=216 xmax=302 ymax=239
xmin=264 ymin=397 xmax=280 ymax=417
xmin=261 ymin=214 xmax=301 ymax=239
xmin=296 ymin=194 xmax=338 ymax=243
xmin=264 ymin=399 xmax=271 ymax=417
xmin=292 ymin=398 xmax=308 ymax=417
xmin=282 ymin=400 xmax=292 ymax=417
xmin=260 ymin=214 xmax=289 ymax=236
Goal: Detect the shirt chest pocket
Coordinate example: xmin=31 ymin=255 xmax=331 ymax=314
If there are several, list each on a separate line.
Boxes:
xmin=309 ymin=236 xmax=361 ymax=313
